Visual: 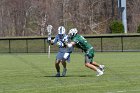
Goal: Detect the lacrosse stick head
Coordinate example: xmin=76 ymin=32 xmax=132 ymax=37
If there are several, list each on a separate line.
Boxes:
xmin=47 ymin=25 xmax=53 ymax=41
xmin=47 ymin=25 xmax=53 ymax=34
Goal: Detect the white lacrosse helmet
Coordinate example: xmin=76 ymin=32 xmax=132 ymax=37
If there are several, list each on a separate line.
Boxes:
xmin=68 ymin=28 xmax=78 ymax=38
xmin=58 ymin=26 xmax=65 ymax=35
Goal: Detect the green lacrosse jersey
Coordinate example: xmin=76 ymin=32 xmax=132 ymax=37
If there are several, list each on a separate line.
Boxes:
xmin=71 ymin=34 xmax=93 ymax=52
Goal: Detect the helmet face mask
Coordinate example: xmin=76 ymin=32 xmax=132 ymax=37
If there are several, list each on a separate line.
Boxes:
xmin=58 ymin=26 xmax=65 ymax=39
xmin=58 ymin=34 xmax=64 ymax=39
xmin=68 ymin=28 xmax=78 ymax=38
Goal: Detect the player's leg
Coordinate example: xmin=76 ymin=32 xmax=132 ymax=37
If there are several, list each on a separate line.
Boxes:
xmin=85 ymin=50 xmax=103 ymax=76
xmin=55 ymin=59 xmax=61 ymax=77
xmin=61 ymin=61 xmax=67 ymax=77
xmin=85 ymin=56 xmax=100 ymax=71
xmin=85 ymin=62 xmax=98 ymax=71
xmin=61 ymin=53 xmax=70 ymax=76
xmin=91 ymin=61 xmax=100 ymax=67
xmin=61 ymin=59 xmax=67 ymax=68
xmin=91 ymin=61 xmax=105 ymax=72
xmin=55 ymin=52 xmax=63 ymax=77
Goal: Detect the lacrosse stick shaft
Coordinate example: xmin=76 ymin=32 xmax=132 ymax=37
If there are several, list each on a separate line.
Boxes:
xmin=48 ymin=45 xmax=50 ymax=58
xmin=47 ymin=25 xmax=53 ymax=58
xmin=48 ymin=33 xmax=51 ymax=58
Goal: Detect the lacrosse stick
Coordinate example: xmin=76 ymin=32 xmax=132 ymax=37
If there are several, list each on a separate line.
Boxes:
xmin=47 ymin=25 xmax=53 ymax=58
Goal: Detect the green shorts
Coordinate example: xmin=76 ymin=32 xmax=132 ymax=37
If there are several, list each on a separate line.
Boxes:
xmin=85 ymin=47 xmax=94 ymax=63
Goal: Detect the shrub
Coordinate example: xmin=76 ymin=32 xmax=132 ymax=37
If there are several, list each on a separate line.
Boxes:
xmin=137 ymin=25 xmax=140 ymax=33
xmin=109 ymin=20 xmax=124 ymax=33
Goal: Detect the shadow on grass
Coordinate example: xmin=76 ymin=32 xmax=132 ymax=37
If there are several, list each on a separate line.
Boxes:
xmin=43 ymin=74 xmax=94 ymax=78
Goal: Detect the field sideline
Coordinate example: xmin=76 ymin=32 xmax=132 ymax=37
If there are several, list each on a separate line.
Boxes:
xmin=0 ymin=52 xmax=140 ymax=93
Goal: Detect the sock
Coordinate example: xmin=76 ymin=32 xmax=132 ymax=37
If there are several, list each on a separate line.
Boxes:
xmin=99 ymin=65 xmax=102 ymax=68
xmin=96 ymin=68 xmax=102 ymax=73
xmin=63 ymin=68 xmax=67 ymax=71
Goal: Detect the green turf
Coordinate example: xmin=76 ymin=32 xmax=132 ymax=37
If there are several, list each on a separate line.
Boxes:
xmin=0 ymin=52 xmax=140 ymax=93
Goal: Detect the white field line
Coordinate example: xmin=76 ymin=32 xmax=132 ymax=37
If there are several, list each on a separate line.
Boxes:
xmin=107 ymin=89 xmax=140 ymax=93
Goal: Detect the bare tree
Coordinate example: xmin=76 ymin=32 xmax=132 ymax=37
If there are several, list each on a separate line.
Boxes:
xmin=127 ymin=0 xmax=140 ymax=33
xmin=0 ymin=0 xmax=139 ymax=37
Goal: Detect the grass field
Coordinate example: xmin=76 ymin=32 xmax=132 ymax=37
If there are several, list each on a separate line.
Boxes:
xmin=0 ymin=52 xmax=140 ymax=93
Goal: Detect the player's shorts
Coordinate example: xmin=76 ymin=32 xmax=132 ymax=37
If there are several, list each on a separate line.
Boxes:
xmin=85 ymin=47 xmax=94 ymax=63
xmin=56 ymin=52 xmax=70 ymax=62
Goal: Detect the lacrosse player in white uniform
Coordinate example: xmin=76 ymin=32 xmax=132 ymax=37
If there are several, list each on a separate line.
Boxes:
xmin=48 ymin=26 xmax=72 ymax=77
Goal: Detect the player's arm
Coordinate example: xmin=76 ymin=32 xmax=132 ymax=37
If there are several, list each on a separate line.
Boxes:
xmin=47 ymin=39 xmax=54 ymax=45
xmin=48 ymin=35 xmax=58 ymax=45
xmin=51 ymin=36 xmax=64 ymax=47
xmin=66 ymin=42 xmax=75 ymax=48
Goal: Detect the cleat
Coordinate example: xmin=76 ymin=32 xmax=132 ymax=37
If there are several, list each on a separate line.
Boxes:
xmin=62 ymin=68 xmax=67 ymax=77
xmin=55 ymin=73 xmax=60 ymax=77
xmin=96 ymin=71 xmax=103 ymax=76
xmin=99 ymin=65 xmax=105 ymax=72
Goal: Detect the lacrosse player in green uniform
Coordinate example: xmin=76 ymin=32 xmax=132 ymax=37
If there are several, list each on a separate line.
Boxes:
xmin=66 ymin=28 xmax=104 ymax=76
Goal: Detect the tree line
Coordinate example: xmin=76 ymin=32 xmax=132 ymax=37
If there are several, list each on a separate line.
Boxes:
xmin=0 ymin=0 xmax=140 ymax=37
